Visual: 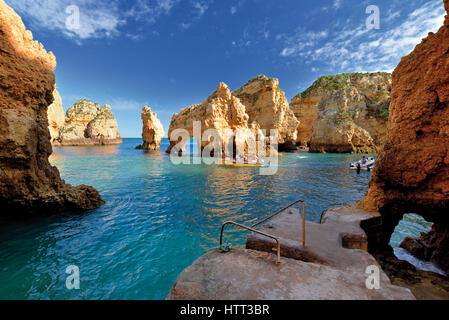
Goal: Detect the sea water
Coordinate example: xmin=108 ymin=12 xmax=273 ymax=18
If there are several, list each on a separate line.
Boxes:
xmin=0 ymin=138 xmax=438 ymax=299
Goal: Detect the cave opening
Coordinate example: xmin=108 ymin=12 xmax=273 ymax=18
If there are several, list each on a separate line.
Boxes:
xmin=388 ymin=213 xmax=446 ymax=276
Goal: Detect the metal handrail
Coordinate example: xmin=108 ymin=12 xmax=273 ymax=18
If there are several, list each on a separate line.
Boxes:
xmin=220 ymin=221 xmax=281 ymax=264
xmin=252 ymin=200 xmax=306 ymax=248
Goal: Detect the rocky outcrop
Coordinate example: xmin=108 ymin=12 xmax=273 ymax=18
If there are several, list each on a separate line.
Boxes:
xmin=233 ymin=75 xmax=299 ymax=151
xmin=136 ymin=106 xmax=165 ymax=151
xmin=359 ymin=0 xmax=449 ymax=274
xmin=168 ymin=206 xmax=415 ymax=300
xmin=56 ymin=99 xmax=122 ymax=146
xmin=0 ymin=0 xmax=104 ymax=216
xmin=47 ymin=88 xmax=65 ymax=144
xmin=291 ymin=73 xmax=391 ymax=153
xmin=166 ymin=83 xmax=250 ymax=154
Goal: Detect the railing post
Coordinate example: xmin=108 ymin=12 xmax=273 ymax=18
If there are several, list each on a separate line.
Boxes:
xmin=302 ymin=202 xmax=306 ymax=248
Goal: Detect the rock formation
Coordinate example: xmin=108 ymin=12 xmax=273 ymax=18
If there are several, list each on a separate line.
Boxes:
xmin=56 ymin=99 xmax=122 ymax=146
xmin=291 ymin=73 xmax=391 ymax=153
xmin=166 ymin=83 xmax=250 ymax=154
xmin=233 ymin=75 xmax=299 ymax=151
xmin=47 ymin=88 xmax=65 ymax=144
xmin=136 ymin=106 xmax=165 ymax=151
xmin=0 ymin=0 xmax=104 ymax=216
xmin=359 ymin=0 xmax=449 ymax=274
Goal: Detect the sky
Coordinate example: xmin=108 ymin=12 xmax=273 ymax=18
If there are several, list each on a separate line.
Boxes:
xmin=6 ymin=0 xmax=446 ymax=137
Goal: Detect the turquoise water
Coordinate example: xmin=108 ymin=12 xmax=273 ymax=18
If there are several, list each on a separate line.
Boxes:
xmin=0 ymin=138 xmax=432 ymax=299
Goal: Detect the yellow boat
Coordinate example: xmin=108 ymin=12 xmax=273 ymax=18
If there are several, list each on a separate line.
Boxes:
xmin=221 ymin=162 xmax=262 ymax=167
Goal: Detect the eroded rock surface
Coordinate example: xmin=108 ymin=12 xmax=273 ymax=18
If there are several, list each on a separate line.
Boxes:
xmin=136 ymin=106 xmax=165 ymax=151
xmin=47 ymin=88 xmax=65 ymax=144
xmin=56 ymin=99 xmax=122 ymax=146
xmin=359 ymin=0 xmax=449 ymax=273
xmin=291 ymin=73 xmax=391 ymax=153
xmin=166 ymin=83 xmax=250 ymax=154
xmin=168 ymin=206 xmax=414 ymax=300
xmin=233 ymin=75 xmax=299 ymax=151
xmin=0 ymin=0 xmax=104 ymax=216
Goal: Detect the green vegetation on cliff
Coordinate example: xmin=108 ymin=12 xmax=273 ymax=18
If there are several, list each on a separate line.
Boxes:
xmin=296 ymin=72 xmax=391 ymax=99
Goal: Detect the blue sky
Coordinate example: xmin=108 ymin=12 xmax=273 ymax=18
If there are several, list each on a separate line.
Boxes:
xmin=6 ymin=0 xmax=446 ymax=137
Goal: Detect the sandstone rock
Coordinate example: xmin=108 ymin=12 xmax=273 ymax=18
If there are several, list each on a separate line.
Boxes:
xmin=168 ymin=205 xmax=415 ymax=300
xmin=166 ymin=83 xmax=250 ymax=154
xmin=47 ymin=88 xmax=65 ymax=144
xmin=233 ymin=75 xmax=299 ymax=151
xmin=0 ymin=0 xmax=104 ymax=216
xmin=57 ymin=99 xmax=122 ymax=146
xmin=359 ymin=0 xmax=449 ymax=273
xmin=136 ymin=106 xmax=165 ymax=151
xmin=291 ymin=73 xmax=391 ymax=153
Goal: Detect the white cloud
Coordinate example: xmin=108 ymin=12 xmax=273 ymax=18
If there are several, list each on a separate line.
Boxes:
xmin=192 ymin=1 xmax=209 ymax=18
xmin=231 ymin=6 xmax=237 ymax=15
xmin=7 ymin=0 xmax=123 ymax=40
xmin=280 ymin=1 xmax=445 ymax=73
xmin=6 ymin=0 xmax=180 ymax=42
xmin=333 ymin=0 xmax=342 ymax=10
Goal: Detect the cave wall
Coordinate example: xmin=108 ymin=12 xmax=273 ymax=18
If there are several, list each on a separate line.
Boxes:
xmin=359 ymin=0 xmax=449 ymax=272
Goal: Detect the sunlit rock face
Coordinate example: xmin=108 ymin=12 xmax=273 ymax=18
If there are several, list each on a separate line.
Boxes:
xmin=233 ymin=75 xmax=299 ymax=151
xmin=0 ymin=0 xmax=104 ymax=216
xmin=360 ymin=0 xmax=449 ymax=273
xmin=166 ymin=82 xmax=250 ymax=154
xmin=291 ymin=73 xmax=391 ymax=153
xmin=136 ymin=106 xmax=165 ymax=151
xmin=47 ymin=88 xmax=65 ymax=144
xmin=56 ymin=99 xmax=122 ymax=146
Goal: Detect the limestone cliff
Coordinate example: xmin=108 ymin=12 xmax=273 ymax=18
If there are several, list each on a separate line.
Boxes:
xmin=47 ymin=88 xmax=65 ymax=144
xmin=291 ymin=73 xmax=391 ymax=153
xmin=136 ymin=106 xmax=165 ymax=151
xmin=0 ymin=0 xmax=104 ymax=216
xmin=233 ymin=75 xmax=299 ymax=151
xmin=359 ymin=0 xmax=449 ymax=273
xmin=56 ymin=99 xmax=122 ymax=146
xmin=166 ymin=83 xmax=249 ymax=154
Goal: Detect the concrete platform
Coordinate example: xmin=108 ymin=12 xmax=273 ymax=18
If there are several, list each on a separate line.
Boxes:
xmin=168 ymin=205 xmax=415 ymax=300
xmin=246 ymin=205 xmax=382 ymax=272
xmin=167 ymin=248 xmax=415 ymax=300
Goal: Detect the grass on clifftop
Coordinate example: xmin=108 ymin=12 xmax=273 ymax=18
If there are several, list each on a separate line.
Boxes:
xmin=296 ymin=72 xmax=391 ymax=99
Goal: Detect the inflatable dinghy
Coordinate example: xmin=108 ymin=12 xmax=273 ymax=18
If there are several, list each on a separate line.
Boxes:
xmin=349 ymin=158 xmax=375 ymax=171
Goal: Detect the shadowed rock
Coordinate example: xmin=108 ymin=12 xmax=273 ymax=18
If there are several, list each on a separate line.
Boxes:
xmin=0 ymin=0 xmax=104 ymax=217
xmin=359 ymin=0 xmax=449 ymax=274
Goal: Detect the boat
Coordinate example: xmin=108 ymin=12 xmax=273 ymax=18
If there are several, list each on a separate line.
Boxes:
xmin=349 ymin=158 xmax=375 ymax=171
xmin=221 ymin=162 xmax=262 ymax=167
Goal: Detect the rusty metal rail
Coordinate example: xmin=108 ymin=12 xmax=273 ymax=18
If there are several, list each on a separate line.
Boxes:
xmin=219 ymin=221 xmax=281 ymax=264
xmin=252 ymin=200 xmax=306 ymax=248
xmin=219 ymin=200 xmax=307 ymax=264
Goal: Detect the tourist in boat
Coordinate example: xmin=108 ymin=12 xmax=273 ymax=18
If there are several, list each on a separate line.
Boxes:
xmin=361 ymin=156 xmax=367 ymax=165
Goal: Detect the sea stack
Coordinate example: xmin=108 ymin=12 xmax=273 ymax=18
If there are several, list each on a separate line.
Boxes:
xmin=0 ymin=0 xmax=104 ymax=216
xmin=56 ymin=99 xmax=122 ymax=146
xmin=136 ymin=106 xmax=165 ymax=151
xmin=232 ymin=75 xmax=299 ymax=151
xmin=47 ymin=88 xmax=65 ymax=144
xmin=359 ymin=0 xmax=449 ymax=274
xmin=290 ymin=72 xmax=391 ymax=153
xmin=166 ymin=82 xmax=250 ymax=154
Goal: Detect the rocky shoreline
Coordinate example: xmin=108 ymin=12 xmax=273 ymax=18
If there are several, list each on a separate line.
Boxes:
xmin=0 ymin=0 xmax=104 ymax=216
xmin=53 ymin=99 xmax=122 ymax=146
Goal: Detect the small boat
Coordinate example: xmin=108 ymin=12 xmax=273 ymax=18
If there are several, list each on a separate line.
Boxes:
xmin=349 ymin=158 xmax=375 ymax=171
xmin=221 ymin=162 xmax=262 ymax=167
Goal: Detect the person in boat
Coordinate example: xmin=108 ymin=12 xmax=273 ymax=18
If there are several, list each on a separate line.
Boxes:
xmin=361 ymin=156 xmax=367 ymax=165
